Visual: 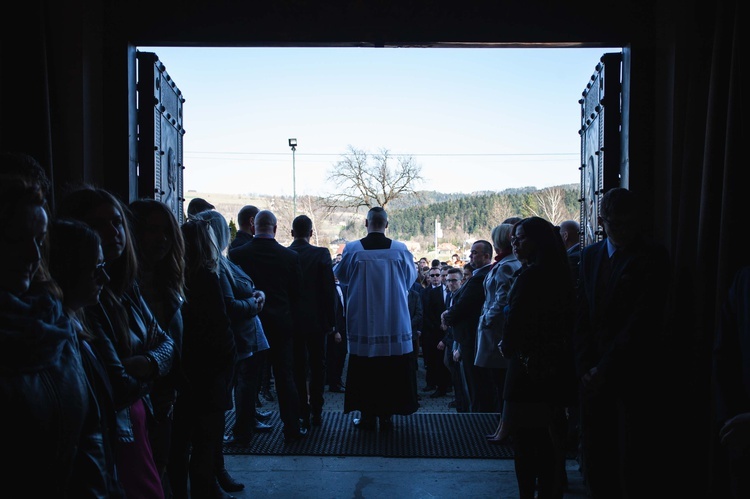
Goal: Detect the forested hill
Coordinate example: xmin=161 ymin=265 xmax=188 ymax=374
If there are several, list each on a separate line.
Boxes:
xmin=380 ymin=184 xmax=580 ymax=245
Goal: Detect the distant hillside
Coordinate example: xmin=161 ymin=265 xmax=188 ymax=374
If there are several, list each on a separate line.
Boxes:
xmin=185 ymin=183 xmax=580 ymax=260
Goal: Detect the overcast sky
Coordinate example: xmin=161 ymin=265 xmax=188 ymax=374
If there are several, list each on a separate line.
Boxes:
xmin=139 ymin=46 xmax=620 ymax=196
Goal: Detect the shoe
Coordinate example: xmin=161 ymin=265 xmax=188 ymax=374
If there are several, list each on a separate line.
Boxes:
xmin=262 ymin=389 xmax=275 ymax=402
xmin=284 ymin=427 xmax=308 ymax=442
xmin=379 ymin=416 xmax=394 ymax=431
xmin=430 ymin=389 xmax=447 ymax=398
xmin=422 ymin=385 xmax=437 ymax=392
xmin=217 ymin=468 xmax=244 ymax=493
xmin=253 ymin=420 xmax=273 ymax=433
xmin=352 ymin=415 xmax=376 ymax=430
xmin=311 ymin=414 xmax=322 ymax=426
xmin=256 ymin=409 xmax=272 ymax=422
xmin=299 ymin=416 xmax=311 ymax=430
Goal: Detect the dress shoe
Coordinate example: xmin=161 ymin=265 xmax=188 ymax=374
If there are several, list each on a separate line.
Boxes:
xmin=216 ymin=468 xmax=244 ymax=492
xmin=284 ymin=427 xmax=308 ymax=442
xmin=312 ymin=414 xmax=322 ymax=426
xmin=299 ymin=416 xmax=311 ymax=430
xmin=430 ymin=389 xmax=447 ymax=398
xmin=352 ymin=415 xmax=376 ymax=430
xmin=253 ymin=420 xmax=273 ymax=433
xmin=256 ymin=409 xmax=272 ymax=422
xmin=379 ymin=416 xmax=394 ymax=431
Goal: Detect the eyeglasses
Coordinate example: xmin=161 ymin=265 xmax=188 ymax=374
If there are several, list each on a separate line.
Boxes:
xmin=445 ymin=278 xmax=459 ymax=283
xmin=429 ymin=274 xmax=441 ymax=277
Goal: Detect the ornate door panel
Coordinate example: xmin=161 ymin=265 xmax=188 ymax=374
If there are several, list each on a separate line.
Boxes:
xmin=136 ymin=51 xmax=186 ymax=223
xmin=579 ymin=52 xmax=622 ymax=248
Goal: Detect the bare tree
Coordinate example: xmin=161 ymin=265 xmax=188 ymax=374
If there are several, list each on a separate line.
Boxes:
xmin=524 ymin=186 xmax=575 ymax=226
xmin=324 ymin=145 xmax=424 ymax=210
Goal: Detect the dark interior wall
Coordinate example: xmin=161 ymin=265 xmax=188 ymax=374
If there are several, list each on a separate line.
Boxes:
xmin=2 ymin=2 xmax=745 ymax=495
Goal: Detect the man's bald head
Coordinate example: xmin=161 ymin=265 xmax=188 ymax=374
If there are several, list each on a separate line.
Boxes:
xmin=254 ymin=210 xmax=277 ymax=236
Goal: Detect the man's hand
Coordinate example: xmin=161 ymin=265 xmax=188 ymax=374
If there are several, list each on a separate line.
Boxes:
xmin=253 ymin=290 xmax=266 ymax=311
xmin=720 ymin=413 xmax=750 ymax=453
xmin=437 ymin=340 xmax=445 ymax=351
xmin=333 ymin=331 xmax=342 ymax=343
xmin=453 ymin=349 xmax=461 ymax=362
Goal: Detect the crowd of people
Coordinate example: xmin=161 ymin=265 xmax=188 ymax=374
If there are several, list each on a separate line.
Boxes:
xmin=6 ymin=149 xmax=748 ymax=498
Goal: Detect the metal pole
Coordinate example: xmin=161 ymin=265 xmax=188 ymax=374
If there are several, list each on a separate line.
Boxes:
xmin=292 ymin=147 xmax=297 ymax=217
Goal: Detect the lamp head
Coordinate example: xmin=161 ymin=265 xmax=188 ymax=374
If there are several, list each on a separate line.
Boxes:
xmin=288 ymin=138 xmax=297 ymax=150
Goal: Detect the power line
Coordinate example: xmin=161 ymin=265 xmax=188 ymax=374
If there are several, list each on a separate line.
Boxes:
xmin=185 ymin=151 xmax=578 ymax=158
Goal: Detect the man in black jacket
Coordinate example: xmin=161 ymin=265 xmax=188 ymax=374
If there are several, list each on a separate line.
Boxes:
xmin=288 ymin=215 xmax=336 ymax=428
xmin=442 ymin=240 xmax=493 ymax=412
xmin=229 ymin=210 xmax=307 ymax=442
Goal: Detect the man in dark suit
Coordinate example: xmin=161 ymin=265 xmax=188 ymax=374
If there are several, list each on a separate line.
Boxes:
xmin=229 ymin=209 xmax=307 ymax=442
xmin=228 ymin=204 xmax=258 ymax=252
xmin=573 ymin=188 xmax=670 ymax=498
xmin=421 ymin=266 xmax=452 ymax=397
xmin=288 ymin=214 xmax=336 ymax=428
xmin=442 ymin=239 xmax=493 ymax=412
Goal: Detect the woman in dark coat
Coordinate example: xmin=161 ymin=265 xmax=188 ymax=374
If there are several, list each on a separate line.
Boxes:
xmin=169 ymin=218 xmax=236 ymax=498
xmin=0 ymin=172 xmax=106 ymax=497
xmin=499 ymin=216 xmax=576 ymax=499
xmin=129 ymin=199 xmax=186 ymax=497
xmin=59 ymin=186 xmax=176 ymax=499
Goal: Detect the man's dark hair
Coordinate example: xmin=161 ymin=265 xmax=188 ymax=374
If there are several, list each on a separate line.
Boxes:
xmin=600 ymin=187 xmax=638 ymax=219
xmin=292 ymin=214 xmax=313 ymax=235
xmin=366 ymin=206 xmax=388 ymax=229
xmin=237 ymin=205 xmax=259 ymax=227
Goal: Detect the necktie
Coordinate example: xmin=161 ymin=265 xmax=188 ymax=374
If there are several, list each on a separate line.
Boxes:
xmin=445 ymin=291 xmax=452 ymax=309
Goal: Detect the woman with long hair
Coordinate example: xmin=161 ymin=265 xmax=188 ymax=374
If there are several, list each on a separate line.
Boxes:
xmin=58 ymin=186 xmax=175 ymax=499
xmin=129 ymin=199 xmax=186 ymax=496
xmin=499 ymin=216 xmax=576 ymax=499
xmin=0 ymin=168 xmax=105 ymax=496
xmin=47 ymin=218 xmax=126 ymax=497
xmin=194 ymin=208 xmax=270 ymax=492
xmin=170 ymin=218 xmax=236 ymax=498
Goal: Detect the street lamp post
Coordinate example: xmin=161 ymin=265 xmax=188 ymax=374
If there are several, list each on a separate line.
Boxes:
xmin=288 ymin=138 xmax=297 ymax=217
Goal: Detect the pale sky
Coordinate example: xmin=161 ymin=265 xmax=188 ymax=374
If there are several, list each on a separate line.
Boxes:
xmin=138 ymin=46 xmax=620 ymax=196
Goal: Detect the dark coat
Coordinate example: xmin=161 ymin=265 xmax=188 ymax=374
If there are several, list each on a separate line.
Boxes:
xmin=181 ymin=268 xmax=236 ymax=411
xmin=0 ymin=288 xmax=113 ymax=498
xmin=288 ymin=239 xmax=336 ymax=335
xmin=229 ymin=236 xmax=303 ymax=335
xmin=219 ymin=259 xmax=262 ymax=357
xmin=228 ymin=230 xmax=253 ymax=252
xmin=573 ymin=237 xmax=670 ymax=388
xmin=443 ymin=264 xmax=491 ymax=352
xmin=500 ymin=264 xmax=576 ymax=405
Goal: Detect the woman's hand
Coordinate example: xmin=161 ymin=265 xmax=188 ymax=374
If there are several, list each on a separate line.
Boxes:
xmin=122 ymin=354 xmax=154 ymax=380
